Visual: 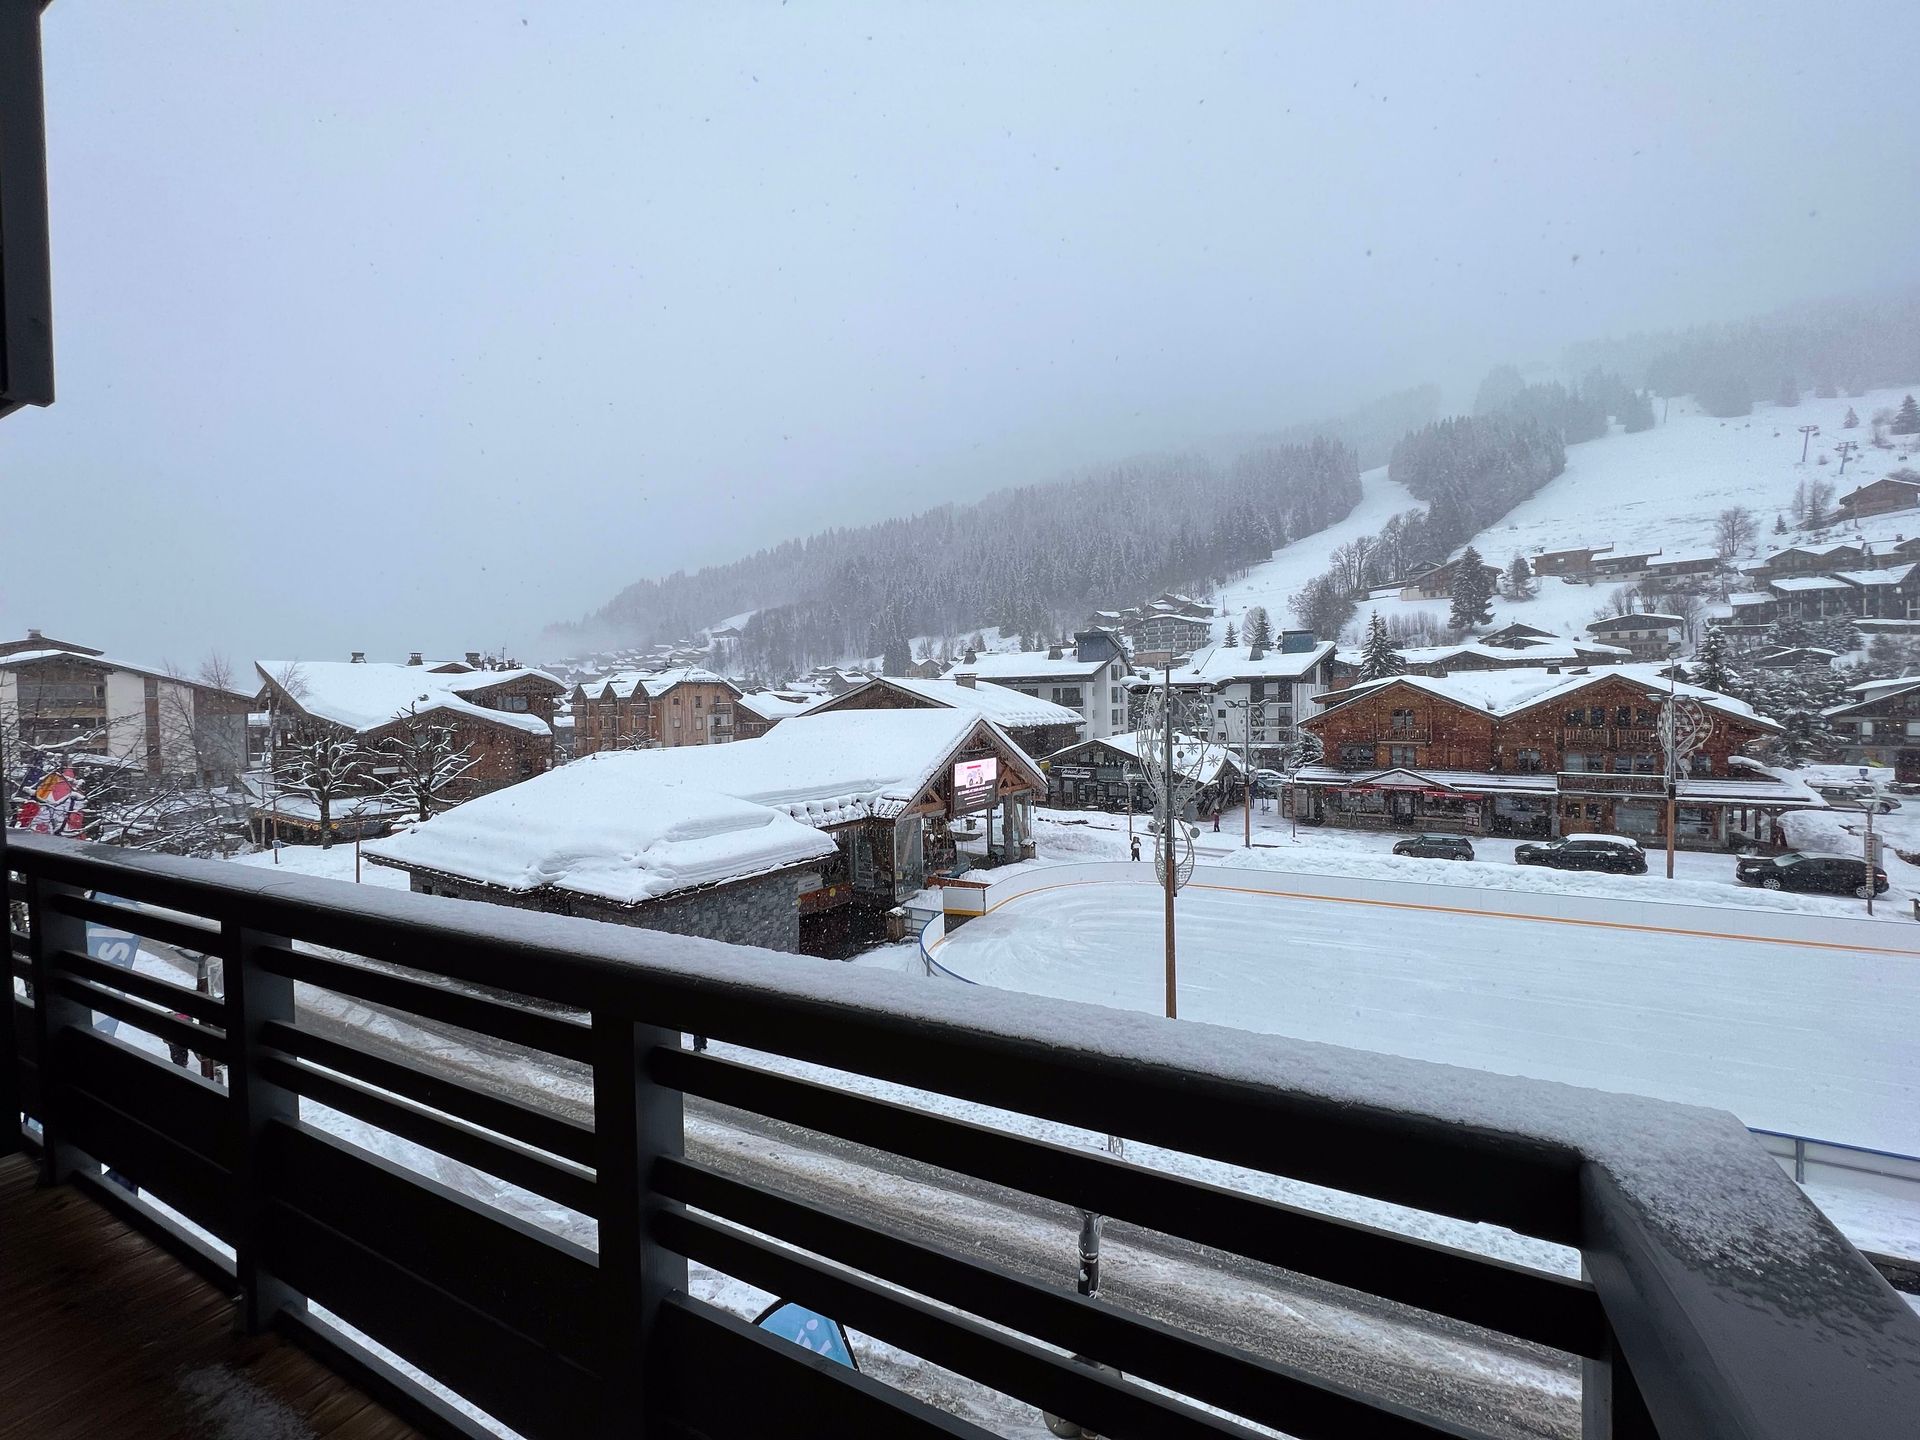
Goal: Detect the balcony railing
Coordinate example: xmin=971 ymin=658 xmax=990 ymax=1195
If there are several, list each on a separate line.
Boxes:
xmin=4 ymin=829 xmax=1918 ymax=1439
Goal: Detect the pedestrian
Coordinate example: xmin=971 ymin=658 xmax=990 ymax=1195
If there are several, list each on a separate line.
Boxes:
xmin=1213 ymin=807 xmax=1221 ymax=832
xmin=1130 ymin=834 xmax=1141 ymax=862
xmin=1770 ymin=818 xmax=1786 ymax=849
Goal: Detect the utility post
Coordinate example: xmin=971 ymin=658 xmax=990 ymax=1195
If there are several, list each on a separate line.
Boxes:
xmin=1836 ymin=440 xmax=1860 ymax=476
xmin=1664 ymin=656 xmax=1679 ymax=880
xmin=1857 ymin=768 xmax=1886 ymax=917
xmin=1798 ymin=424 xmax=1820 ymax=463
xmin=1163 ymin=665 xmax=1177 ymax=1020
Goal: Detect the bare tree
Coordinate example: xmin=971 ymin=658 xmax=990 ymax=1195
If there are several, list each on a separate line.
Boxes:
xmin=1713 ymin=507 xmax=1757 ymax=560
xmin=1804 ymin=479 xmax=1835 ymax=530
xmin=378 ymin=705 xmax=480 ymax=823
xmin=275 ymin=731 xmax=371 ymax=849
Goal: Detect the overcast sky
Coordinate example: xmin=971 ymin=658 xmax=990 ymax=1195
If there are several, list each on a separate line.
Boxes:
xmin=6 ymin=2 xmax=1916 ymax=668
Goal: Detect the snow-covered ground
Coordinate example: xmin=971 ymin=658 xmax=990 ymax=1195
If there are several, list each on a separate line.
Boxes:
xmin=1215 ymin=384 xmax=1920 ymax=644
xmin=230 ymin=841 xmax=410 ymax=890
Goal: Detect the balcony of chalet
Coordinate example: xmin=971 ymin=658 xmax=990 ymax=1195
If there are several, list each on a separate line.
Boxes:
xmin=5 ymin=829 xmax=1920 ymax=1439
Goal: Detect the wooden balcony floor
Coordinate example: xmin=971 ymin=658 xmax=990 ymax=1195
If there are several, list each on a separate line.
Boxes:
xmin=0 ymin=1153 xmax=422 ymax=1440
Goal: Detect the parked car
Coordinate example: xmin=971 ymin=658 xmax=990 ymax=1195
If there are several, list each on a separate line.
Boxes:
xmin=1391 ymin=833 xmax=1474 ymax=861
xmin=1735 ymin=851 xmax=1889 ymax=897
xmin=1513 ymin=834 xmax=1648 ymax=874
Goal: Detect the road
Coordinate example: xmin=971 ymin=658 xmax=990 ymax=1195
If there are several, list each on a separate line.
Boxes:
xmin=138 ymin=936 xmax=1577 ymax=1439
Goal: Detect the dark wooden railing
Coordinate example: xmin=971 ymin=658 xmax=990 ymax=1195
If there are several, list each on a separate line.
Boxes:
xmin=6 ymin=830 xmax=1920 ymax=1439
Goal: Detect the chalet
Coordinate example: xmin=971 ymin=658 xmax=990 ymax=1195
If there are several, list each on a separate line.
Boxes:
xmin=1835 ymin=565 xmax=1920 ymax=622
xmin=1836 ymin=472 xmax=1920 ymax=521
xmin=733 ymin=689 xmax=813 ymax=740
xmin=366 ymin=759 xmax=839 ymax=952
xmin=1 ymin=634 xmax=255 ymax=784
xmin=1331 ymin=636 xmax=1630 ymax=682
xmin=1640 ymin=549 xmax=1723 ymax=585
xmin=945 ymin=630 xmax=1131 ymax=739
xmin=1294 ymin=665 xmax=1810 ymax=849
xmin=904 ymin=657 xmax=946 ymax=680
xmin=434 ymin=709 xmax=1045 ymax=953
xmin=802 ymin=675 xmax=1083 ymax=758
xmin=1482 ymin=621 xmax=1560 ymax=649
xmin=1398 ymin=554 xmax=1501 ymax=601
xmin=1767 ymin=574 xmax=1861 ymax=623
xmin=1585 ymin=613 xmax=1684 ymax=660
xmin=1528 ymin=545 xmax=1612 ymax=580
xmin=1750 ymin=647 xmax=1840 ymax=671
xmin=1743 ymin=541 xmax=1871 ymax=584
xmin=570 ymin=667 xmax=744 ymax=754
xmin=1042 ymin=733 xmax=1245 ymax=815
xmin=1824 ymin=679 xmax=1920 ymax=781
xmin=1589 ymin=549 xmax=1662 ymax=581
xmin=1167 ymin=633 xmax=1336 ymax=765
xmin=254 ymin=657 xmax=563 ymax=835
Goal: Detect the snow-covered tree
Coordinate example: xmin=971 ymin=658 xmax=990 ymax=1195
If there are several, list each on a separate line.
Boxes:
xmin=1804 ymin=479 xmax=1835 ymax=530
xmin=1773 ymin=513 xmax=1788 ymax=535
xmin=1243 ymin=606 xmax=1274 ymax=650
xmin=276 ymin=732 xmax=371 ymax=849
xmin=1503 ymin=554 xmax=1535 ymax=600
xmin=1222 ymin=622 xmax=1238 ymax=647
xmin=1689 ymin=627 xmax=1736 ymax=695
xmin=1620 ymin=389 xmax=1656 ymax=433
xmin=1447 ymin=547 xmax=1495 ymax=631
xmin=1287 ymin=576 xmax=1354 ymax=641
xmin=379 ymin=706 xmax=480 ymax=824
xmin=1895 ymin=394 xmax=1920 ymax=436
xmin=1357 ymin=612 xmax=1405 ymax=680
xmin=1842 ymin=406 xmax=1860 ymax=429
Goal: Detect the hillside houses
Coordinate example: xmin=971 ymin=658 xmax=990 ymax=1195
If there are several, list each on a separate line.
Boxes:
xmin=1826 ymin=677 xmax=1920 ymax=781
xmin=1836 ymin=472 xmax=1920 ymax=522
xmin=570 ymin=667 xmax=744 ymax=754
xmin=1295 ymin=664 xmax=1812 ymax=850
xmin=1716 ymin=542 xmax=1920 ymax=645
xmin=1586 ymin=613 xmax=1685 ymax=660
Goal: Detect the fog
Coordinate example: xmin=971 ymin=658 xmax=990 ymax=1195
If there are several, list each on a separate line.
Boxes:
xmin=5 ymin=2 xmax=1916 ymax=664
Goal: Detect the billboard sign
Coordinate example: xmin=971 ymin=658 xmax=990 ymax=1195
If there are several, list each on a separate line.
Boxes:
xmin=951 ymin=756 xmax=999 ymax=814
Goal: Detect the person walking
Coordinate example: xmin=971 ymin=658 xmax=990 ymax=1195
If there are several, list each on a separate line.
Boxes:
xmin=1130 ymin=834 xmax=1141 ymax=862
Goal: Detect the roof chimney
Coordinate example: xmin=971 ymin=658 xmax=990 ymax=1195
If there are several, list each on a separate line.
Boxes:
xmin=26 ymin=627 xmax=42 ymax=642
xmin=465 ymin=650 xmax=481 ymax=668
xmin=1249 ymin=643 xmax=1266 ymax=661
xmin=956 ymin=674 xmax=976 ymax=689
xmin=407 ymin=651 xmax=424 ymax=666
xmin=350 ymin=651 xmax=366 ymax=663
xmin=1546 ymin=663 xmax=1561 ymax=675
xmin=1047 ymin=644 xmax=1063 ymax=660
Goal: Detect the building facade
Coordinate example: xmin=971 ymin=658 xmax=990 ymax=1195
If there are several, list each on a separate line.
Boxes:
xmin=944 ymin=631 xmax=1131 ymax=740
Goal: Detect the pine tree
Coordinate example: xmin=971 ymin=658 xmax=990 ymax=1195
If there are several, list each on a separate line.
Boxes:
xmin=1357 ymin=612 xmax=1404 ymax=680
xmin=1689 ymin=627 xmax=1735 ymax=695
xmin=1504 ymin=554 xmax=1535 ymax=600
xmin=1773 ymin=513 xmax=1788 ymax=535
xmin=1223 ymin=622 xmax=1238 ymax=647
xmin=1775 ymin=377 xmax=1799 ymax=408
xmin=1621 ymin=389 xmax=1656 ymax=434
xmin=1244 ymin=606 xmax=1274 ymax=649
xmin=1447 ymin=547 xmax=1495 ymax=630
xmin=1842 ymin=406 xmax=1860 ymax=429
xmin=1894 ymin=394 xmax=1920 ymax=436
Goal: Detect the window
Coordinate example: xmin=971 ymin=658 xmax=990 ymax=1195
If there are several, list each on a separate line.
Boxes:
xmin=1390 ymin=707 xmax=1416 ymax=733
xmin=1614 ymin=706 xmax=1632 ymax=726
xmin=1388 ymin=745 xmax=1417 ymax=766
xmin=500 ymin=694 xmax=529 ymax=712
xmin=1515 ymin=748 xmax=1542 ymax=772
xmin=1690 ymin=754 xmax=1712 ymax=776
xmin=1339 ymin=744 xmax=1375 ymax=768
xmin=1635 ymin=707 xmax=1655 ymax=727
xmin=1632 ymin=753 xmax=1658 ymax=773
xmin=1860 ymin=720 xmax=1876 ymax=737
xmin=1564 ymin=753 xmax=1588 ymax=772
xmin=1611 ymin=754 xmax=1636 ymax=772
xmin=1906 ymin=721 xmax=1920 ymax=738
xmin=1588 ymin=707 xmax=1606 ymax=727
xmin=1565 ymin=708 xmax=1584 ymax=726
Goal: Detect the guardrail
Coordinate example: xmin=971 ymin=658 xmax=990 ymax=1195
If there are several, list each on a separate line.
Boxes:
xmin=1750 ymin=1127 xmax=1920 ymax=1194
xmin=7 ymin=831 xmax=1920 ymax=1440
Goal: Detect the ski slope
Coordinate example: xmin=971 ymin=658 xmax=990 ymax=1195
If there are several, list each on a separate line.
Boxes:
xmin=1218 ymin=383 xmax=1920 ymax=644
xmin=937 ymin=877 xmax=1920 ymax=1156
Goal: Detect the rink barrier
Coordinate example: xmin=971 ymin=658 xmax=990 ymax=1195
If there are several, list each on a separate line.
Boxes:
xmin=935 ymin=859 xmax=1920 ymax=961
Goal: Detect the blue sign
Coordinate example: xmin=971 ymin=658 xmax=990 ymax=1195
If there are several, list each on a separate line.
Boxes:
xmin=84 ymin=893 xmax=141 ymax=1038
xmin=752 ymin=1300 xmax=856 ymax=1370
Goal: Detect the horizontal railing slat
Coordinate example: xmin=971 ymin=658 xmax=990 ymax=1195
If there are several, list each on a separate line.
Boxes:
xmin=52 ymin=975 xmax=230 ymax=1062
xmin=258 ymin=1052 xmax=598 ymax=1216
xmin=261 ymin=1018 xmax=596 ymax=1166
xmin=254 ymin=943 xmax=593 ymax=1063
xmin=44 ymin=891 xmax=221 ymax=956
xmin=57 ymin=948 xmax=225 ymax=1025
xmin=657 ymin=1207 xmax=1269 ymax=1440
xmin=655 ymin=1048 xmax=1599 ymax=1356
xmin=658 ymin=1157 xmax=1480 ymax=1440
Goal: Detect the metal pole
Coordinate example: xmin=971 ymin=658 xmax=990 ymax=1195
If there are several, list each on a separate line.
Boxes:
xmin=1665 ymin=657 xmax=1678 ymax=881
xmin=1242 ymin=704 xmax=1252 ymax=850
xmin=1864 ymin=792 xmax=1876 ymax=918
xmin=1163 ymin=666 xmax=1177 ymax=1020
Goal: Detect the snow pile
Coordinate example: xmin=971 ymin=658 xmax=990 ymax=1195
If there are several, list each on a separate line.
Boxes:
xmin=257 ymin=660 xmax=558 ymax=736
xmin=365 ymin=757 xmax=836 ymax=904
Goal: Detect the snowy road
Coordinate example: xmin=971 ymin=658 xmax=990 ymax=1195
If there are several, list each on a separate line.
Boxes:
xmin=936 ymin=878 xmax=1920 ymax=1156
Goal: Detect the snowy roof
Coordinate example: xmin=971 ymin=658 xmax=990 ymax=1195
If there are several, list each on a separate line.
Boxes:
xmin=1293 ymin=765 xmax=1556 ymax=794
xmin=1054 ymin=732 xmax=1247 ymax=786
xmin=365 ymin=758 xmax=837 ymax=906
xmin=1827 ymin=680 xmax=1920 ymax=718
xmin=1644 ymin=548 xmax=1721 ymax=567
xmin=735 ymin=690 xmax=814 ymax=722
xmin=1834 ymin=564 xmax=1917 ymax=587
xmin=821 ymin=677 xmax=1083 ymax=729
xmin=943 ymin=650 xmax=1113 ymax=682
xmin=1167 ymin=641 xmax=1335 ymax=686
xmin=642 ymin=666 xmax=737 ymax=694
xmin=1727 ymin=591 xmax=1774 ymax=607
xmin=1845 ymin=673 xmax=1920 ymax=696
xmin=1587 ymin=612 xmax=1684 ymax=629
xmin=1310 ymin=664 xmax=1777 ymax=731
xmin=1332 ymin=638 xmax=1628 ymax=667
xmin=256 ymin=660 xmax=557 ymax=736
xmin=1768 ymin=575 xmax=1854 ymax=592
xmin=1 ymin=648 xmax=260 ymax=700
xmin=541 ymin=709 xmax=1044 ymax=829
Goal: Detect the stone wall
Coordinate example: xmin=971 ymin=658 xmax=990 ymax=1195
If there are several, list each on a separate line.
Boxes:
xmin=409 ymin=867 xmax=803 ymax=953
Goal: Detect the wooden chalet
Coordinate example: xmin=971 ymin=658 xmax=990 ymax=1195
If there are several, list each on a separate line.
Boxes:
xmin=1836 ymin=472 xmax=1920 ymax=521
xmin=1294 ymin=666 xmax=1814 ymax=850
xmin=803 ymin=675 xmax=1083 ymax=757
xmin=1826 ymin=678 xmax=1920 ymax=781
xmin=1042 ymin=733 xmax=1245 ymax=816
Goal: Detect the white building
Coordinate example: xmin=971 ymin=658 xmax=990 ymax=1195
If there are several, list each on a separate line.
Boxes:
xmin=1164 ymin=633 xmax=1337 ymax=761
xmin=942 ymin=631 xmax=1130 ymax=739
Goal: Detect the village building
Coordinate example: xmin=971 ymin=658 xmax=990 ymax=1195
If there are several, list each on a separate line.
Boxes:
xmin=1480 ymin=621 xmax=1560 ymax=648
xmin=1835 ymin=472 xmax=1920 ymax=522
xmin=1128 ymin=610 xmax=1214 ymax=656
xmin=366 ymin=760 xmax=839 ymax=952
xmin=569 ymin=667 xmax=744 ymax=754
xmin=1330 ymin=636 xmax=1630 ymax=684
xmin=1161 ymin=633 xmax=1336 ymax=765
xmin=1292 ymin=665 xmax=1813 ymax=849
xmin=804 ymin=675 xmax=1083 ymax=757
xmin=1824 ymin=678 xmax=1920 ymax=781
xmin=1585 ymin=613 xmax=1685 ymax=660
xmin=1527 ymin=545 xmax=1613 ymax=580
xmin=1041 ymin=732 xmax=1245 ymax=815
xmin=1750 ymin=647 xmax=1841 ymax=671
xmin=944 ymin=630 xmax=1131 ymax=739
xmin=733 ymin=689 xmax=813 ymax=740
xmin=481 ymin=709 xmax=1045 ymax=953
xmin=903 ymin=657 xmax=946 ymax=680
xmin=1 ymin=632 xmax=255 ymax=784
xmin=1397 ymin=553 xmax=1502 ymax=601
xmin=1587 ymin=549 xmax=1664 ymax=582
xmin=253 ymin=657 xmax=563 ymax=838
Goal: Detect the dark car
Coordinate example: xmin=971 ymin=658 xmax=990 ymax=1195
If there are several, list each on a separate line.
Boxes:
xmin=1736 ymin=851 xmax=1889 ymax=897
xmin=1513 ymin=834 xmax=1648 ymax=874
xmin=1392 ymin=833 xmax=1474 ymax=860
